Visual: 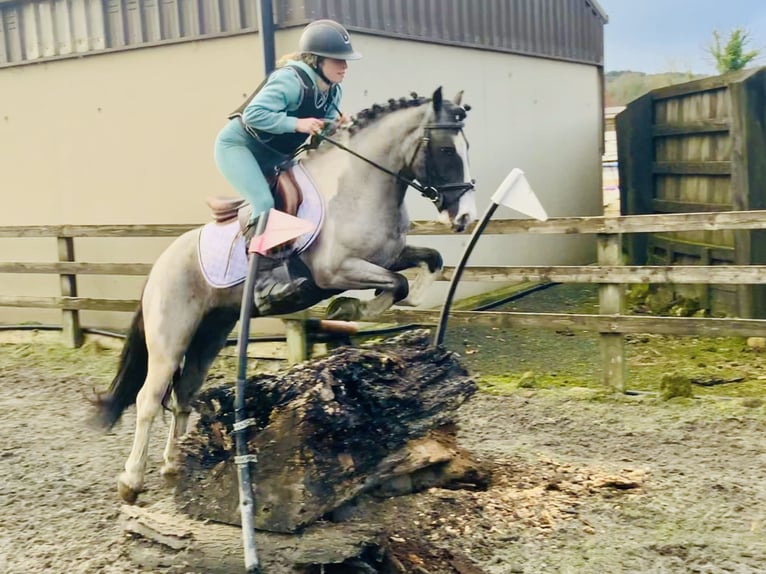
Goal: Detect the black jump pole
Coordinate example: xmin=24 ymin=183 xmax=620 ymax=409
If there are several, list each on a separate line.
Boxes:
xmin=433 ymin=169 xmax=548 ymax=348
xmin=234 ymin=212 xmax=269 ymax=574
xmin=234 ymin=3 xmax=275 ymax=566
xmin=433 ymin=201 xmax=499 ymax=347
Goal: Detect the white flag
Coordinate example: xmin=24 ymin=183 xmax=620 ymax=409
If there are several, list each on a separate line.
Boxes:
xmin=491 ymin=168 xmax=548 ymax=221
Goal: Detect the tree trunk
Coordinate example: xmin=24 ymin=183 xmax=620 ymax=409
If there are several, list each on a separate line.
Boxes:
xmin=175 ymin=330 xmax=480 ymax=533
xmin=120 ymin=499 xmax=384 ymax=574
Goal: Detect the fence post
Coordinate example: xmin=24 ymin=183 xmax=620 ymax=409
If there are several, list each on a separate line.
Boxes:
xmin=597 ymin=232 xmax=625 ymax=392
xmin=284 ymin=319 xmax=308 ymax=364
xmin=57 ymin=236 xmax=84 ymax=348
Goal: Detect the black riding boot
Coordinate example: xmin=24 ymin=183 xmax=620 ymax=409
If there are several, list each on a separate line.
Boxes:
xmin=252 ymin=257 xmax=309 ymax=314
xmin=243 ymin=213 xmax=310 ymax=314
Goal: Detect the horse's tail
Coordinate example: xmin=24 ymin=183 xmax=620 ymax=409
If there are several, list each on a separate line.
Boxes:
xmin=91 ymin=303 xmax=148 ymax=429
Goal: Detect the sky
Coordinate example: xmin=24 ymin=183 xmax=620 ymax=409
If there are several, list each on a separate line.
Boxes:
xmin=599 ymin=0 xmax=766 ymax=74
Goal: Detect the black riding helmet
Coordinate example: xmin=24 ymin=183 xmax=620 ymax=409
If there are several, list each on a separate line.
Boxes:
xmin=299 ymin=19 xmax=362 ymax=60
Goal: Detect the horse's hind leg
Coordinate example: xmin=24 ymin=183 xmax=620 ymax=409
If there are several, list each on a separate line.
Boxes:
xmin=160 ymin=309 xmax=238 ymax=479
xmin=118 ymin=350 xmax=182 ymax=502
xmin=117 ymin=295 xmax=203 ymax=502
xmin=160 ymin=387 xmax=192 ymax=480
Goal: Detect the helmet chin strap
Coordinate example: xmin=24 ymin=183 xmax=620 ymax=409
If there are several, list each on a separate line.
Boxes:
xmin=312 ymin=59 xmax=334 ymax=86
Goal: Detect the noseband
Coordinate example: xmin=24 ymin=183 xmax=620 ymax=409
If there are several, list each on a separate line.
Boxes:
xmin=316 ymin=120 xmax=474 ymax=209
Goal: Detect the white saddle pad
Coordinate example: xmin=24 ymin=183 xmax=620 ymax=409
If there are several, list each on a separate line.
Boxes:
xmin=197 ymin=164 xmax=324 ymax=288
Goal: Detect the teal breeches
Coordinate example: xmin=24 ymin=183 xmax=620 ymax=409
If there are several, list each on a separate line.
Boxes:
xmin=214 ymin=119 xmax=288 ymax=220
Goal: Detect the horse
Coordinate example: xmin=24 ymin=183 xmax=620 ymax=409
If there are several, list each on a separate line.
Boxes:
xmin=93 ymin=87 xmax=477 ymax=503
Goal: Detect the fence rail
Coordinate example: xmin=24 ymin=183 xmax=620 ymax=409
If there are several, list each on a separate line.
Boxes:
xmin=3 ymin=262 xmax=766 ymax=284
xmin=2 ymin=210 xmax=766 ymax=237
xmin=3 ymin=209 xmax=766 ymax=390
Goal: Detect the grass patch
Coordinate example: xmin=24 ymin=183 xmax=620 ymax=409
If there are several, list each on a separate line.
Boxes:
xmin=0 ymin=335 xmax=119 ymax=381
xmin=476 ymin=333 xmax=766 ymax=402
xmin=624 ymin=334 xmax=766 ymax=399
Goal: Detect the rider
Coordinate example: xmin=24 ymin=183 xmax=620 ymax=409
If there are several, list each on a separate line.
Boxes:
xmin=214 ymin=19 xmax=362 ymax=308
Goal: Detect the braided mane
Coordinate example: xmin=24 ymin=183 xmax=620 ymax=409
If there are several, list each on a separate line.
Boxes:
xmin=303 ymin=93 xmax=431 ymax=158
xmin=346 ymin=92 xmax=430 ymax=135
xmin=305 ymin=91 xmax=470 ymax=158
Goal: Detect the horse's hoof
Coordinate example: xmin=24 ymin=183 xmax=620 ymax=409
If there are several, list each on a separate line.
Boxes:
xmin=117 ymin=474 xmax=142 ymax=504
xmin=117 ymin=481 xmax=139 ymax=504
xmin=326 ymin=297 xmax=362 ymax=321
xmin=160 ymin=464 xmax=180 ymax=486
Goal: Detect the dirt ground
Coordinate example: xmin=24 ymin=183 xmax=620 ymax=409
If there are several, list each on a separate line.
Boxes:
xmin=2 ymin=286 xmax=766 ymax=573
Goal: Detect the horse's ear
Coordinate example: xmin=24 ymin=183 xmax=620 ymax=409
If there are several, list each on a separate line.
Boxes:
xmin=453 ymin=90 xmax=464 ymax=106
xmin=432 ymin=87 xmax=443 ymax=112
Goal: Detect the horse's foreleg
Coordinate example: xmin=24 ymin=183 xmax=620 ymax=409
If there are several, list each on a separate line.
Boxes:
xmin=317 ymin=258 xmax=408 ymax=321
xmin=389 ymin=246 xmax=443 ymax=307
xmin=327 ymin=292 xmax=397 ymax=322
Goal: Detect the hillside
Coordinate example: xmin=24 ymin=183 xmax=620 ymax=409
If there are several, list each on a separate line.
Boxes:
xmin=605 ymin=70 xmax=708 ymax=106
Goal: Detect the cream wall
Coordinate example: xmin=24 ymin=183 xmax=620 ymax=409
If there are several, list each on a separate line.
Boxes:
xmin=332 ymin=34 xmax=603 ymax=306
xmin=0 ymin=30 xmax=602 ymax=327
xmin=0 ymin=33 xmax=298 ymax=328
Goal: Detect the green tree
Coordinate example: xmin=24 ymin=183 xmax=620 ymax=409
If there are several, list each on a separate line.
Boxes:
xmin=708 ymin=28 xmax=760 ymax=74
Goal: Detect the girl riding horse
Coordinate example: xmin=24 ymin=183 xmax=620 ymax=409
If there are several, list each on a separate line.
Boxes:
xmin=214 ymin=19 xmax=362 ymax=311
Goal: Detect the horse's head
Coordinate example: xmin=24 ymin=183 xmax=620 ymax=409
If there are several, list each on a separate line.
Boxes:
xmin=312 ymin=88 xmax=477 ymax=232
xmin=410 ymin=87 xmax=477 ymax=232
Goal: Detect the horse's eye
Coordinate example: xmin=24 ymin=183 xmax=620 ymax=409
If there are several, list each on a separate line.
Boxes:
xmin=439 ymin=147 xmax=456 ymax=155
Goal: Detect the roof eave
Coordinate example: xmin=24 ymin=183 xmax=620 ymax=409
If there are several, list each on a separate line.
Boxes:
xmin=589 ymin=0 xmax=609 ymax=24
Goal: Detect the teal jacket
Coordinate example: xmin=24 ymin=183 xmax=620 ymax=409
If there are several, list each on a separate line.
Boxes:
xmin=241 ymin=60 xmax=343 ymax=135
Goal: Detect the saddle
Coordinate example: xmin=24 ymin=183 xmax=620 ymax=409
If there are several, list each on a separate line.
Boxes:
xmin=206 ymin=166 xmax=303 ymax=229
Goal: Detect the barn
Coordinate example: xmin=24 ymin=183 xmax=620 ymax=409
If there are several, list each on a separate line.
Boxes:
xmin=0 ymin=0 xmax=608 ymax=328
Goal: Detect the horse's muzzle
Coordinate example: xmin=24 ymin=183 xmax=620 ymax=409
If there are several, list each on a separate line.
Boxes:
xmin=452 ymin=213 xmax=473 ymax=233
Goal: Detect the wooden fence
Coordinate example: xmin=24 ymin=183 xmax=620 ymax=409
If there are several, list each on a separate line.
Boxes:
xmin=3 ymin=211 xmax=766 ymax=391
xmin=617 ymin=67 xmax=766 ymax=317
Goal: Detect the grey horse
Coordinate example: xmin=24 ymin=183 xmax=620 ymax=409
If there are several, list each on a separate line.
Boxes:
xmin=93 ymin=87 xmax=477 ymax=503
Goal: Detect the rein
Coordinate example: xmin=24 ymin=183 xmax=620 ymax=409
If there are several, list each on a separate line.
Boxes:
xmin=314 ymin=122 xmax=474 ymax=207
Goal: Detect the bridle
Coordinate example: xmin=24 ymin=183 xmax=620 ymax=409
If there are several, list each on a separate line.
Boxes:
xmin=315 ymin=119 xmax=474 ymax=210
xmin=405 ymin=120 xmax=475 ymax=209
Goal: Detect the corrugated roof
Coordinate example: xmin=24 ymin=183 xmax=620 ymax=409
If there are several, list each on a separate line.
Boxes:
xmin=282 ymin=0 xmax=606 ymax=66
xmin=1 ymin=0 xmax=605 ymax=68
